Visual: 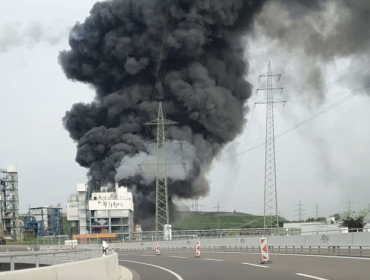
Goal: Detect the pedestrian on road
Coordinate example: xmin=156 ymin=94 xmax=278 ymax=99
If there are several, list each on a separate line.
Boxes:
xmin=102 ymin=240 xmax=108 ymax=256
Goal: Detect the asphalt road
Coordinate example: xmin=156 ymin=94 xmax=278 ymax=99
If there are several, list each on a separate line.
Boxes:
xmin=118 ymin=251 xmax=370 ymax=280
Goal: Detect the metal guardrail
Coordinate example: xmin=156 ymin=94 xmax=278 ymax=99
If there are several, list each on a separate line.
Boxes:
xmin=124 ymin=227 xmax=370 ymax=242
xmin=0 ymin=249 xmax=93 ymax=271
xmin=113 ymin=245 xmax=370 ymax=257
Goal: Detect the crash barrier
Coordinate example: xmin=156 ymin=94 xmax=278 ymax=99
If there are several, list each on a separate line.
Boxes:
xmin=41 ymin=231 xmax=370 ymax=251
xmin=117 ymin=244 xmax=370 ymax=257
xmin=39 ymin=232 xmax=370 ymax=257
xmin=0 ymin=253 xmax=124 ymax=280
xmin=0 ymin=249 xmax=93 ymax=271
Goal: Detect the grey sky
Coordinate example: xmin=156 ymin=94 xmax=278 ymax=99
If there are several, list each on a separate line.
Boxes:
xmin=0 ymin=0 xmax=369 ymax=221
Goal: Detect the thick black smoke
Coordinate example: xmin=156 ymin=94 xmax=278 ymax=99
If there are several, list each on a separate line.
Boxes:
xmin=60 ymin=0 xmax=267 ymax=229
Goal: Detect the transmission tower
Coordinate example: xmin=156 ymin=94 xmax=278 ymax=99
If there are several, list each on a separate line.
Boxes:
xmin=145 ymin=102 xmax=177 ymax=235
xmin=314 ymin=203 xmax=320 ymax=219
xmin=256 ymin=61 xmax=285 ymax=235
xmin=346 ymin=199 xmax=353 ymax=212
xmin=214 ymin=201 xmax=224 ymax=213
xmin=296 ymin=201 xmax=305 ymax=221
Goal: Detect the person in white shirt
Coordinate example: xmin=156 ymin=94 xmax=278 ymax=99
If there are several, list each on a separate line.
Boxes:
xmin=102 ymin=240 xmax=108 ymax=256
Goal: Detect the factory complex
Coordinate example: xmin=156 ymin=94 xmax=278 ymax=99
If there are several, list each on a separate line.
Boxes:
xmin=1 ymin=164 xmax=135 ymax=241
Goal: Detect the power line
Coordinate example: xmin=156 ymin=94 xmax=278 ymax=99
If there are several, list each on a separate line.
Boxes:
xmin=273 ymin=0 xmax=351 ymax=76
xmin=275 ymin=82 xmax=370 ymax=140
xmin=214 ymin=81 xmax=370 ymax=164
xmin=255 ymin=0 xmax=351 ymax=93
xmin=246 ymin=6 xmax=275 ymax=51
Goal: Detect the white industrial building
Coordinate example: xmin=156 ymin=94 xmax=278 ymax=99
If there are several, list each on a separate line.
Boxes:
xmin=67 ymin=183 xmax=134 ymax=240
xmin=283 ymin=218 xmax=348 ymax=235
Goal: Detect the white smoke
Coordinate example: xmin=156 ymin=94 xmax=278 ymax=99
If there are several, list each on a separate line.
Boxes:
xmin=0 ymin=21 xmax=68 ymax=53
xmin=115 ymin=140 xmax=196 ymax=183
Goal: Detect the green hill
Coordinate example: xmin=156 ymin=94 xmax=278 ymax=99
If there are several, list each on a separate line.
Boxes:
xmin=172 ymin=211 xmax=287 ymax=230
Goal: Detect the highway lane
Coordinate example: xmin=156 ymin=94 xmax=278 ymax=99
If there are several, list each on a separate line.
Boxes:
xmin=119 ymin=252 xmax=306 ymax=280
xmin=118 ymin=251 xmax=370 ymax=280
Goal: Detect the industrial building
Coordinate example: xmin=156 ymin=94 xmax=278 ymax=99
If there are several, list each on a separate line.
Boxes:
xmin=0 ymin=165 xmax=20 ymax=240
xmin=67 ymin=183 xmax=134 ymax=240
xmin=24 ymin=206 xmax=63 ymax=237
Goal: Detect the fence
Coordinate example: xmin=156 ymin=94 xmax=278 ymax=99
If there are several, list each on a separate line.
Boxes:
xmin=41 ymin=232 xmax=370 ymax=256
xmin=0 ymin=249 xmax=93 ymax=271
xmin=114 ymin=244 xmax=370 ymax=257
xmin=127 ymin=227 xmax=369 ymax=242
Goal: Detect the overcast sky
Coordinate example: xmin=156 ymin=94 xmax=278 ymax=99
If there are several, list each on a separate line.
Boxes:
xmin=0 ymin=0 xmax=369 ymax=221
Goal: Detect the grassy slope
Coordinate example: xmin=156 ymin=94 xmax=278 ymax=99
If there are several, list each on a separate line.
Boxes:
xmin=172 ymin=212 xmax=287 ymax=230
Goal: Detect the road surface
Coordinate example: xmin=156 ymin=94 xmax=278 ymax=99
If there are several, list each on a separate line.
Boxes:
xmin=118 ymin=250 xmax=370 ymax=280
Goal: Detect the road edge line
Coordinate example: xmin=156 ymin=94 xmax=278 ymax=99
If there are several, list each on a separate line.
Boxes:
xmin=119 ymin=259 xmax=184 ymax=280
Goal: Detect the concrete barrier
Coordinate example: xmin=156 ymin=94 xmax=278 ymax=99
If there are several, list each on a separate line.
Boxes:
xmin=0 ymin=253 xmax=129 ymax=280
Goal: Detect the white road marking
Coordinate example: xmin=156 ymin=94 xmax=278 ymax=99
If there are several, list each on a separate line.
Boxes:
xmin=140 ymin=255 xmax=157 ymax=257
xmin=296 ymin=273 xmax=329 ymax=280
xmin=203 ymin=258 xmax=224 ymax=262
xmin=170 ymin=256 xmax=187 ymax=259
xmin=242 ymin=262 xmax=268 ymax=268
xmin=119 ymin=259 xmax=184 ymax=280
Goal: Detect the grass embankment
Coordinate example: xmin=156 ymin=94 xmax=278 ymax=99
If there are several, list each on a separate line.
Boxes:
xmin=172 ymin=212 xmax=287 ymax=230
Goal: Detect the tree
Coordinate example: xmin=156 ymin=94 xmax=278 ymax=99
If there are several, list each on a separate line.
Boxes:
xmin=341 ymin=210 xmax=367 ymax=232
xmin=305 ymin=217 xmax=326 ymax=222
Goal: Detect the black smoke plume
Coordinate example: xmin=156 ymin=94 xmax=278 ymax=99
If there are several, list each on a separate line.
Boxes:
xmin=59 ymin=0 xmax=268 ymax=229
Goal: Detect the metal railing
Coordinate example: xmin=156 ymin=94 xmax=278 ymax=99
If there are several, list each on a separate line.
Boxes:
xmin=0 ymin=249 xmax=93 ymax=271
xmin=114 ymin=244 xmax=370 ymax=257
xmin=127 ymin=227 xmax=370 ymax=242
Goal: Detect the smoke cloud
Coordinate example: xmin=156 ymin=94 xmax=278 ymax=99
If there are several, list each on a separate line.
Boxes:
xmin=60 ymin=0 xmax=266 ymax=228
xmin=0 ymin=21 xmax=67 ymax=53
xmin=60 ymin=0 xmax=370 ymax=228
xmin=256 ymin=0 xmax=370 ymax=101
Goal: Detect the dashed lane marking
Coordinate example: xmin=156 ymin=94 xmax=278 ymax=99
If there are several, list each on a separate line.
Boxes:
xmin=296 ymin=273 xmax=329 ymax=280
xmin=242 ymin=262 xmax=268 ymax=268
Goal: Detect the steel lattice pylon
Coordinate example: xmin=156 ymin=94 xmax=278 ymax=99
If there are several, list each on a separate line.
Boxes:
xmin=256 ymin=61 xmax=285 ymax=235
xmin=145 ymin=102 xmax=177 ymax=235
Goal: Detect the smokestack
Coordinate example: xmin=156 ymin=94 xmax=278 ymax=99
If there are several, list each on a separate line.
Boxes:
xmin=59 ymin=0 xmax=266 ymax=229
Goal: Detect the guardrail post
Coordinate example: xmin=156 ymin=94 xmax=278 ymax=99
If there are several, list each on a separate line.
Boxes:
xmin=10 ymin=257 xmax=14 ymax=271
xmin=293 ymin=246 xmax=295 ymax=253
xmin=360 ymin=246 xmax=362 ymax=256
xmin=348 ymin=246 xmax=351 ymax=256
xmin=319 ymin=246 xmax=321 ymax=254
xmin=36 ymin=255 xmax=39 ymax=268
xmin=53 ymin=253 xmax=56 ymax=265
xmin=301 ymin=246 xmax=303 ymax=254
xmin=309 ymin=246 xmax=311 ymax=253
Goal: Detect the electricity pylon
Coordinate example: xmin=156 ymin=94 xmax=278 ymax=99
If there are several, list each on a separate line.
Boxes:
xmin=145 ymin=102 xmax=177 ymax=235
xmin=255 ymin=61 xmax=285 ymax=235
